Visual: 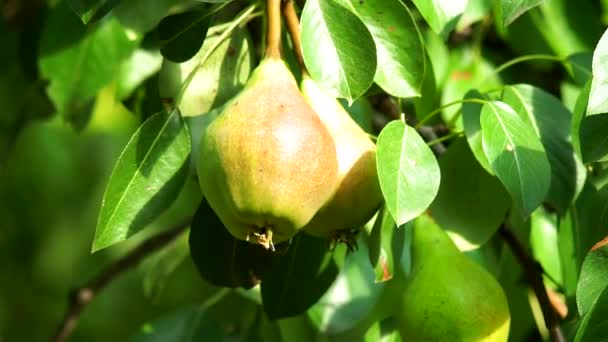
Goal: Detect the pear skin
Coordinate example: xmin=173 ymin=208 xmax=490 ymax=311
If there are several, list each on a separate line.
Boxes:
xmin=300 ymin=76 xmax=382 ymax=237
xmin=397 ymin=216 xmax=510 ymax=341
xmin=197 ymin=58 xmax=338 ymax=248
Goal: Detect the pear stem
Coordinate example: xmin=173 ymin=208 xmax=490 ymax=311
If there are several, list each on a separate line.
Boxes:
xmin=265 ymin=0 xmax=282 ymax=59
xmin=282 ymin=0 xmax=307 ymax=74
xmin=499 ymin=225 xmax=565 ymax=342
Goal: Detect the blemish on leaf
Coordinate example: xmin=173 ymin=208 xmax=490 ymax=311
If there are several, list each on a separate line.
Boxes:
xmin=450 ymin=71 xmax=472 ymax=81
xmin=506 ymin=144 xmax=513 ymax=152
xmin=388 ymin=26 xmax=396 ymax=33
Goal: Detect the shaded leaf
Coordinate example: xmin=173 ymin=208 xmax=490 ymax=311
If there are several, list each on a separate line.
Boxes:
xmin=308 ymin=238 xmax=384 ymax=334
xmin=480 ymin=101 xmax=550 ymax=217
xmin=117 ymin=49 xmax=163 ymax=100
xmin=337 ymin=0 xmax=425 ymax=98
xmin=141 ymin=230 xmax=189 ymax=299
xmin=189 ymin=198 xmax=274 ymax=289
xmin=574 ymin=286 xmax=608 ymax=342
xmin=529 ymin=209 xmax=562 ymax=287
xmin=261 ymin=234 xmax=339 ymax=319
xmin=580 ymin=114 xmax=608 ymax=163
xmin=301 ymin=0 xmax=377 ymax=102
xmin=93 ymin=110 xmax=191 ymax=251
xmin=130 ymin=304 xmax=222 ymax=341
xmin=367 ymin=205 xmax=396 ymax=282
xmin=159 ymin=23 xmax=253 ymax=116
xmin=114 ymin=0 xmax=192 ymax=36
xmin=158 ymin=8 xmax=212 ymax=63
xmin=376 ymin=121 xmax=441 ymax=226
xmin=411 ymin=0 xmax=467 ymax=38
xmin=577 ymin=244 xmax=608 ymax=316
xmin=68 ymin=0 xmax=121 ymax=24
xmin=429 ymin=138 xmax=510 ymax=250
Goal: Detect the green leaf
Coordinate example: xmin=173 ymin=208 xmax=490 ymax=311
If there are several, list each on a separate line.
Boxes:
xmin=189 ymin=198 xmax=274 ymax=289
xmin=141 ymin=230 xmax=189 ymax=299
xmin=529 ymin=209 xmax=563 ymax=288
xmin=574 ymin=286 xmax=608 ymax=342
xmin=39 ymin=3 xmax=137 ymax=127
xmin=429 ymin=138 xmax=510 ymax=250
xmin=501 ymin=84 xmax=586 ymax=213
xmin=367 ymin=205 xmax=397 ymax=282
xmin=559 ymin=181 xmax=608 ymax=296
xmin=159 ymin=23 xmax=253 ymax=116
xmin=462 ymin=90 xmax=493 ymax=174
xmin=261 ymin=234 xmax=339 ymax=319
xmin=480 ymin=101 xmax=550 ymax=217
xmin=158 ymin=8 xmax=212 ymax=63
xmin=580 ymin=114 xmax=608 ymax=163
xmin=498 ymin=0 xmax=544 ymax=27
xmin=301 ymin=0 xmax=377 ymax=102
xmin=117 ymin=49 xmax=163 ymax=100
xmin=337 ymin=0 xmax=425 ymax=98
xmin=93 ymin=110 xmax=191 ymax=251
xmin=577 ymin=244 xmax=608 ymax=316
xmin=588 ymin=29 xmax=608 ymax=115
xmin=411 ymin=0 xmax=467 ymax=38
xmin=130 ymin=304 xmax=222 ymax=341
xmin=308 ymin=239 xmax=384 ymax=334
xmin=572 ymin=80 xmax=592 ymax=159
xmin=376 ymin=121 xmax=441 ymax=226
xmin=114 ymin=0 xmax=191 ymax=36
xmin=68 ymin=0 xmax=121 ymax=24
xmin=457 ymin=0 xmax=492 ymax=31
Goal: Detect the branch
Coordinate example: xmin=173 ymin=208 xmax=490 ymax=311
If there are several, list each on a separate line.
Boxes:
xmin=498 ymin=225 xmax=565 ymax=342
xmin=51 ymin=222 xmax=190 ymax=342
xmin=282 ymin=0 xmax=306 ymax=71
xmin=265 ymin=0 xmax=283 ymax=59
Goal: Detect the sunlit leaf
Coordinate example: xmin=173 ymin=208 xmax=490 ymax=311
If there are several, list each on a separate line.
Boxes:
xmin=376 ymin=121 xmax=441 ymax=226
xmin=301 ymin=0 xmax=376 ymax=102
xmin=411 ymin=0 xmax=467 ymax=38
xmin=480 ymin=101 xmax=550 ymax=217
xmin=93 ymin=110 xmax=191 ymax=251
xmin=498 ymin=0 xmax=544 ymax=27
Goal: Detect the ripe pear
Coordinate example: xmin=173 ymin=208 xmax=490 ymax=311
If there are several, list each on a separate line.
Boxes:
xmin=397 ymin=216 xmax=510 ymax=342
xmin=197 ymin=58 xmax=338 ymax=249
xmin=300 ymin=76 xmax=382 ymax=238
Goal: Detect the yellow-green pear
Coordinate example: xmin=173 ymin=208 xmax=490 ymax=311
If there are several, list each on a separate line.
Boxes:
xmin=300 ymin=76 xmax=382 ymax=237
xmin=197 ymin=58 xmax=338 ymax=249
xmin=397 ymin=216 xmax=510 ymax=341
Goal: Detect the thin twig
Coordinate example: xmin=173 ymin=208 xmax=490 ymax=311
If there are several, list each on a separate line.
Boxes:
xmin=51 ymin=222 xmax=190 ymax=342
xmin=498 ymin=225 xmax=565 ymax=342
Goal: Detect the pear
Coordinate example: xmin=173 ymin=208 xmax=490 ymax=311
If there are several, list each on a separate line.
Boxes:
xmin=397 ymin=216 xmax=510 ymax=342
xmin=197 ymin=58 xmax=338 ymax=249
xmin=300 ymin=76 xmax=382 ymax=238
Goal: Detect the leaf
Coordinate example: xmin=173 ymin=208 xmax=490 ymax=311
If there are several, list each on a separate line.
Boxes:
xmin=462 ymin=89 xmax=493 ymax=174
xmin=114 ymin=0 xmax=192 ymax=36
xmin=301 ymin=0 xmax=377 ymax=102
xmin=480 ymin=101 xmax=550 ymax=217
xmin=429 ymin=139 xmax=510 ymax=250
xmin=572 ymin=80 xmax=592 ymax=159
xmin=588 ymin=29 xmax=608 ymax=115
xmin=498 ymin=0 xmax=544 ymax=27
xmin=411 ymin=0 xmax=467 ymax=38
xmin=189 ymin=198 xmax=274 ymax=289
xmin=501 ymin=84 xmax=586 ymax=213
xmin=261 ymin=234 xmax=339 ymax=319
xmin=39 ymin=2 xmax=138 ymax=127
xmin=93 ymin=110 xmax=191 ymax=251
xmin=158 ymin=23 xmax=253 ymax=116
xmin=574 ymin=286 xmax=608 ymax=342
xmin=308 ymin=239 xmax=384 ymax=334
xmin=367 ymin=205 xmax=397 ymax=282
xmin=117 ymin=49 xmax=163 ymax=100
xmin=529 ymin=209 xmax=563 ymax=288
xmin=158 ymin=7 xmax=212 ymax=63
xmin=130 ymin=304 xmax=222 ymax=341
xmin=68 ymin=0 xmax=121 ymax=24
xmin=376 ymin=121 xmax=441 ymax=226
xmin=141 ymin=230 xmax=189 ymax=299
xmin=577 ymin=245 xmax=608 ymax=316
xmin=337 ymin=0 xmax=425 ymax=98
xmin=580 ymin=114 xmax=608 ymax=163
xmin=457 ymin=0 xmax=492 ymax=31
